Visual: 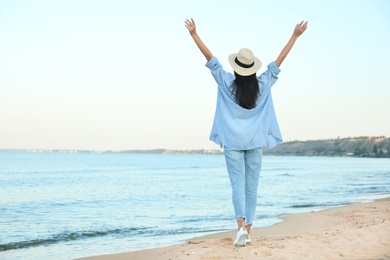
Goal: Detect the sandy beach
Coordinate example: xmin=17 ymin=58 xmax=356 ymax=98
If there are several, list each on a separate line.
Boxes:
xmin=83 ymin=198 xmax=390 ymax=260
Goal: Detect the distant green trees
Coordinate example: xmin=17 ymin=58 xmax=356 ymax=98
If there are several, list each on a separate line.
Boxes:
xmin=264 ymin=136 xmax=390 ymax=157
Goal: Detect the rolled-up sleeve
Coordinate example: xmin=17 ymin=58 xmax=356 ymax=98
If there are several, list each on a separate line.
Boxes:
xmin=268 ymin=62 xmax=281 ymax=78
xmin=206 ymin=57 xmax=232 ymax=87
xmin=259 ymin=62 xmax=281 ymax=94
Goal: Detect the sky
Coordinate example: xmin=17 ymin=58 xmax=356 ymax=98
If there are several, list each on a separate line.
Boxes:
xmin=0 ymin=0 xmax=389 ymax=151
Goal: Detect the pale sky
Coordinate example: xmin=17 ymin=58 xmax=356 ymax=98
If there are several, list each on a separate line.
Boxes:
xmin=1 ymin=0 xmax=389 ymax=150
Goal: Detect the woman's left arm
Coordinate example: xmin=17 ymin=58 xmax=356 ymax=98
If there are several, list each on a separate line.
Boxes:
xmin=275 ymin=21 xmax=308 ymax=68
xmin=185 ymin=18 xmax=213 ymax=61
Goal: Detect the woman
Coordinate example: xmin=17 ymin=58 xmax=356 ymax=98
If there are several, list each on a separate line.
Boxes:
xmin=185 ymin=18 xmax=307 ymax=246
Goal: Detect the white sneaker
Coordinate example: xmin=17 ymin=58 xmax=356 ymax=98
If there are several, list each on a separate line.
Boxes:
xmin=234 ymin=227 xmax=249 ymax=246
xmin=246 ymin=234 xmax=251 ymax=243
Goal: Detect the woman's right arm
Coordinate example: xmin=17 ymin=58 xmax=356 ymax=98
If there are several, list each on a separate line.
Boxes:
xmin=185 ymin=18 xmax=213 ymax=61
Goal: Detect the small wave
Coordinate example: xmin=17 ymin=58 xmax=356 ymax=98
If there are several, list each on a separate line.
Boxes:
xmin=290 ymin=201 xmax=348 ymax=209
xmin=0 ymin=228 xmax=138 ymax=251
xmin=277 ymin=173 xmax=293 ymax=177
xmin=177 ymin=215 xmax=231 ymax=224
xmin=267 ymin=168 xmax=296 ymax=172
xmin=290 ymin=204 xmax=318 ymax=208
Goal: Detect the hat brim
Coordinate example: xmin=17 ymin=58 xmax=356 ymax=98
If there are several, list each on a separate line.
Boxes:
xmin=228 ymin=53 xmax=262 ymax=76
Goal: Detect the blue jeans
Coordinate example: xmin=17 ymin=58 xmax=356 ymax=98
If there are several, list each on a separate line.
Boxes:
xmin=224 ymin=147 xmax=263 ymax=225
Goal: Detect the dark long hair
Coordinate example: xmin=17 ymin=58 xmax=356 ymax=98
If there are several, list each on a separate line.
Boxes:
xmin=231 ymin=72 xmax=259 ymax=109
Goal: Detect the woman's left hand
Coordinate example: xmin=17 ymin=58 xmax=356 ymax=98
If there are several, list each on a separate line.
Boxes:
xmin=185 ymin=18 xmax=197 ymax=36
xmin=293 ymin=21 xmax=308 ymax=37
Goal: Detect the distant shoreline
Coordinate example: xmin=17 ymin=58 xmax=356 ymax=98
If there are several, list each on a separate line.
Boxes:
xmin=1 ymin=136 xmax=389 ymax=158
xmin=0 ymin=148 xmax=222 ymax=155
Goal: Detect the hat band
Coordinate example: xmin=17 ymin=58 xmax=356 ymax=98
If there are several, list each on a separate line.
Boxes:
xmin=235 ymin=57 xmax=254 ymax=69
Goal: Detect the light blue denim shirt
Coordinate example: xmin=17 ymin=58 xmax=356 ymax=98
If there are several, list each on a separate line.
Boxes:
xmin=206 ymin=56 xmax=282 ymax=150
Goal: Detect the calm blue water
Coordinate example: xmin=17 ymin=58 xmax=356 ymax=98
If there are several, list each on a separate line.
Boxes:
xmin=0 ymin=152 xmax=389 ymax=259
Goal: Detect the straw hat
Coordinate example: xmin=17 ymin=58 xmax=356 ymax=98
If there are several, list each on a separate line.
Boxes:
xmin=228 ymin=48 xmax=262 ymax=76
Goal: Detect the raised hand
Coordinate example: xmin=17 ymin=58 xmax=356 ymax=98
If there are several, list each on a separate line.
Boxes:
xmin=185 ymin=18 xmax=197 ymax=36
xmin=293 ymin=21 xmax=308 ymax=38
xmin=185 ymin=18 xmax=213 ymax=61
xmin=275 ymin=21 xmax=308 ymax=67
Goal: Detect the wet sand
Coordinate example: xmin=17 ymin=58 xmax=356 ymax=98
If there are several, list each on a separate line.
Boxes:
xmin=82 ymin=198 xmax=390 ymax=260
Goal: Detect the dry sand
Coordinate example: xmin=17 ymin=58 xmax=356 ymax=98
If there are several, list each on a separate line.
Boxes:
xmin=83 ymin=198 xmax=390 ymax=260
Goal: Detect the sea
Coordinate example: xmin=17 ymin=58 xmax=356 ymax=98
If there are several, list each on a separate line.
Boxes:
xmin=0 ymin=152 xmax=389 ymax=259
